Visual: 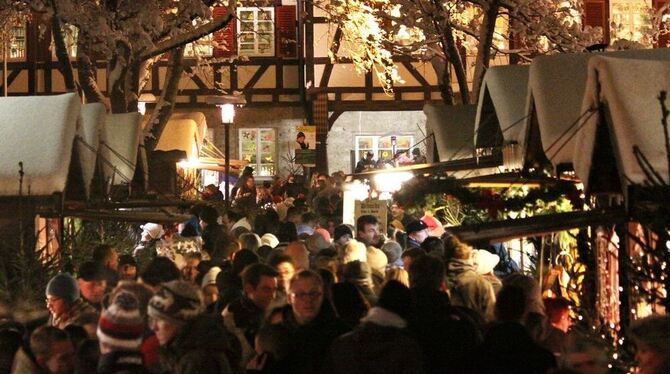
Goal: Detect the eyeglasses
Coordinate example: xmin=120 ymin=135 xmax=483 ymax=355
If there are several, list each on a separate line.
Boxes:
xmin=291 ymin=291 xmax=323 ymax=300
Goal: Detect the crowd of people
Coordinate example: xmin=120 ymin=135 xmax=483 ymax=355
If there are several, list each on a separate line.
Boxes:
xmin=1 ymin=169 xmax=670 ymax=374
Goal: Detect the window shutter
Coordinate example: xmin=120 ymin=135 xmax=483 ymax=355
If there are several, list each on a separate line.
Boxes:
xmin=583 ymin=1 xmax=606 ymax=28
xmin=583 ymin=0 xmax=607 ymax=43
xmin=275 ymin=6 xmax=297 ymax=58
xmin=655 ymin=0 xmax=670 ymax=47
xmin=213 ymin=6 xmax=236 ymax=58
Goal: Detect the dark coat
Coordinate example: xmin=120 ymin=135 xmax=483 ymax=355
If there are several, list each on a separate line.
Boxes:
xmin=98 ymin=351 xmax=148 ymax=374
xmin=160 ymin=314 xmax=240 ymax=374
xmin=275 ymin=304 xmax=350 ymax=374
xmin=467 ymin=322 xmax=556 ymax=374
xmin=408 ymin=288 xmax=481 ymax=374
xmin=325 ymin=319 xmax=423 ymax=374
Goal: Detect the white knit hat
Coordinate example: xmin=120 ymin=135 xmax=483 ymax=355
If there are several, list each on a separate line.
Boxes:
xmin=141 ymin=223 xmax=164 ymax=239
xmin=261 ymin=233 xmax=279 ymax=248
xmin=473 ymin=249 xmax=500 ymax=275
xmin=201 ymin=266 xmax=222 ymax=289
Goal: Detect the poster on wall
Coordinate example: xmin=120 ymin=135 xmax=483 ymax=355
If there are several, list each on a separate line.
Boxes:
xmin=295 ymin=125 xmax=316 ymax=166
xmin=354 ymin=199 xmax=387 ymax=236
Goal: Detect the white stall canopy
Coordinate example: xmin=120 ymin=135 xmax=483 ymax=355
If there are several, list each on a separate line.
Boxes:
xmin=474 ymin=64 xmax=530 ymax=148
xmin=574 ymin=56 xmax=670 ymax=193
xmin=100 ymin=112 xmax=143 ymax=187
xmin=0 ymin=93 xmax=81 ymax=196
xmin=155 ymin=112 xmax=208 ymax=160
xmin=424 ymin=103 xmax=476 ymax=162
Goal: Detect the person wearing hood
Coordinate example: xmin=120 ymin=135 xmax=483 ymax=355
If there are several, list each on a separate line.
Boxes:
xmin=325 ymin=280 xmax=423 ymax=374
xmin=445 ymin=236 xmax=496 ymax=322
xmin=147 ymin=280 xmax=237 ymax=374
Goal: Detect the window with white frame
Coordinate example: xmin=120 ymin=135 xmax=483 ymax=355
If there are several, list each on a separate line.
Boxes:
xmin=355 ymin=135 xmax=414 ymax=164
xmin=237 ymin=7 xmax=275 ymax=57
xmin=9 ymin=25 xmax=26 ymax=60
xmin=610 ymin=0 xmax=652 ymax=45
xmin=239 ymin=128 xmax=277 ymax=177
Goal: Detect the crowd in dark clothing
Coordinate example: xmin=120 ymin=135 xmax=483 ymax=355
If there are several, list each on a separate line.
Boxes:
xmin=1 ymin=170 xmax=669 ymax=374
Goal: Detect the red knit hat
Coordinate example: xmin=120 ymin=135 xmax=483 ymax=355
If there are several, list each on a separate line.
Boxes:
xmin=97 ymin=291 xmax=145 ymax=351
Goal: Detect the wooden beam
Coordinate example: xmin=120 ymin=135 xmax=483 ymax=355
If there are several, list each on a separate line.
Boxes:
xmin=329 ymin=100 xmax=440 ymax=112
xmin=319 ymin=27 xmax=342 ymax=89
xmin=47 ymin=209 xmax=192 ymax=223
xmin=0 ymin=69 xmax=22 ymax=94
xmin=183 ymin=65 xmax=209 ymax=90
xmin=328 ymin=110 xmax=343 ymax=130
xmin=401 ymin=61 xmax=431 ymax=100
xmin=449 ymin=209 xmax=628 ymax=243
xmin=243 ymin=64 xmax=270 ymax=90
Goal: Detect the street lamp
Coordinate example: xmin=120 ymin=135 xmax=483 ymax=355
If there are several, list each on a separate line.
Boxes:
xmin=206 ymin=94 xmax=246 ymax=207
xmin=137 ymin=93 xmax=156 ymax=115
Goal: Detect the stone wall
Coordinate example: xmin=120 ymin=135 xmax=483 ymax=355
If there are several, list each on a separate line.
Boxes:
xmin=192 ymin=107 xmax=427 ymax=178
xmin=327 ymin=111 xmax=428 ymax=174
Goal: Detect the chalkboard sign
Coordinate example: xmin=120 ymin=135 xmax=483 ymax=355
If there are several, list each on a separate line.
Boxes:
xmin=295 ymin=149 xmax=316 ymax=166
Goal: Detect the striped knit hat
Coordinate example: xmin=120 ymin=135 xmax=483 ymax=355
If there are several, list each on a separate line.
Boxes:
xmin=148 ymin=280 xmax=204 ymax=327
xmin=97 ymin=291 xmax=144 ymax=350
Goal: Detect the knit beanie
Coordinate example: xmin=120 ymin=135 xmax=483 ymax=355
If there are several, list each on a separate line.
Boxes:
xmin=260 ymin=233 xmax=279 ymax=248
xmin=314 ymin=228 xmax=331 ymax=242
xmin=97 ymin=291 xmax=144 ymax=350
xmin=148 ymin=280 xmax=204 ymax=327
xmin=305 ymin=233 xmax=331 ymax=254
xmin=46 ymin=273 xmax=80 ymax=305
xmin=201 ymin=266 xmax=222 ymax=289
xmin=141 ymin=223 xmax=164 ymax=240
xmin=333 ymin=224 xmax=353 ymax=242
xmin=381 ymin=241 xmax=403 ymax=264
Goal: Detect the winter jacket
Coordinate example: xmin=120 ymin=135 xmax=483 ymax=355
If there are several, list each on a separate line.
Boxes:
xmin=10 ymin=347 xmax=41 ymax=374
xmin=48 ymin=298 xmax=99 ymax=330
xmin=222 ymin=296 xmax=264 ymax=368
xmin=447 ymin=258 xmax=496 ymax=321
xmin=408 ymin=288 xmax=481 ymax=374
xmin=467 ymin=322 xmax=556 ymax=374
xmin=325 ymin=307 xmax=424 ymax=374
xmin=274 ymin=304 xmax=350 ymax=374
xmin=98 ymin=350 xmax=149 ymax=374
xmin=159 ymin=314 xmax=239 ymax=374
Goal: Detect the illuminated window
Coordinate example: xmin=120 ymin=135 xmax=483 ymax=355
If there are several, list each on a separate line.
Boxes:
xmin=355 ymin=135 xmax=414 ymax=164
xmin=237 ymin=7 xmax=275 ymax=57
xmin=51 ymin=24 xmax=79 ymax=59
xmin=239 ymin=128 xmax=276 ymax=177
xmin=610 ymin=0 xmax=652 ymax=45
xmin=9 ymin=25 xmax=26 ymax=60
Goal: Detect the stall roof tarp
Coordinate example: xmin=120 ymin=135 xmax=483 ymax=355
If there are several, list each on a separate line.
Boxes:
xmin=170 ymin=112 xmax=207 ymax=142
xmin=77 ymin=103 xmax=106 ymax=197
xmin=100 ymin=112 xmax=142 ymax=186
xmin=574 ymin=56 xmax=670 ymax=191
xmin=424 ymin=103 xmax=476 ymax=162
xmin=475 ymin=64 xmax=530 ymax=148
xmin=0 ymin=93 xmax=81 ymax=196
xmin=155 ymin=113 xmax=208 ymax=160
xmin=529 ymin=48 xmax=670 ymax=168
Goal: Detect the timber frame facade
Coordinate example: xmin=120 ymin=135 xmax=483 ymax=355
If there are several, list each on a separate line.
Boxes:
xmin=1 ymin=3 xmax=442 ymax=112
